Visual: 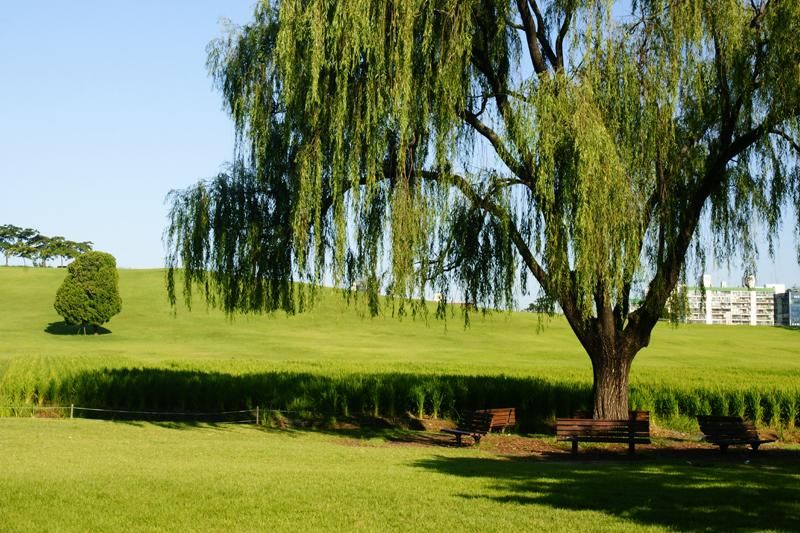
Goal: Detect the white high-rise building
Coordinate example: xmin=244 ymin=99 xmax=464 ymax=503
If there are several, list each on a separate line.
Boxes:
xmin=680 ymin=276 xmax=775 ymax=326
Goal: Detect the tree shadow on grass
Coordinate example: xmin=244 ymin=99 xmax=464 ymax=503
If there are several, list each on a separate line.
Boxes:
xmin=115 ymin=420 xmax=243 ymax=433
xmin=412 ymin=455 xmax=800 ymax=532
xmin=44 ymin=321 xmax=111 ymax=335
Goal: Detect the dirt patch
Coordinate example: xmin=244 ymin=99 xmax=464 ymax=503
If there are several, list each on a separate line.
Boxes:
xmin=386 ymin=431 xmax=800 ymax=464
xmin=408 ymin=418 xmax=456 ymax=432
xmin=33 ymin=410 xmax=62 ymax=419
xmin=331 ymin=421 xmax=800 ymax=465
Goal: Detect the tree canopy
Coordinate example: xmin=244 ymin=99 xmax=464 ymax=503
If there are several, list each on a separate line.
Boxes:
xmin=0 ymin=224 xmax=92 ymax=267
xmin=166 ymin=0 xmax=800 ymax=418
xmin=54 ymin=251 xmax=122 ymax=334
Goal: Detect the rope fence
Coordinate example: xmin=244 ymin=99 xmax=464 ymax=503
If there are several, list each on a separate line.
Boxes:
xmin=0 ymin=405 xmax=317 ymax=424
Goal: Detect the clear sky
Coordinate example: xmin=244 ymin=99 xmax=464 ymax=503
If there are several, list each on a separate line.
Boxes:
xmin=2 ymin=1 xmax=798 ymax=299
xmin=1 ymin=1 xmax=254 ymax=269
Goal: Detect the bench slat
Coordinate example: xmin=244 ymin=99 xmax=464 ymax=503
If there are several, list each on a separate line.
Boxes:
xmin=556 ymin=414 xmax=651 ymax=454
xmin=476 ymin=408 xmax=516 ymax=433
xmin=561 ymin=437 xmax=651 ymax=444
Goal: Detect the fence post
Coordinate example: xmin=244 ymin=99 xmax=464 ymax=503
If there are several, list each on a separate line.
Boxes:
xmin=70 ymin=404 xmax=74 ymax=419
xmin=256 ymin=406 xmax=259 ymax=425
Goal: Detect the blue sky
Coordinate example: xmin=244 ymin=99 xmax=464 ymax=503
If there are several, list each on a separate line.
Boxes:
xmin=1 ymin=1 xmax=798 ymax=300
xmin=1 ymin=1 xmax=253 ymax=268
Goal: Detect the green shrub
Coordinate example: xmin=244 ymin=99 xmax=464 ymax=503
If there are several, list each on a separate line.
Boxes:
xmin=54 ymin=252 xmax=121 ymax=333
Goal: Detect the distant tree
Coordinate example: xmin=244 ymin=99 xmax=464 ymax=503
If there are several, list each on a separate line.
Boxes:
xmin=48 ymin=237 xmax=93 ymax=267
xmin=0 ymin=224 xmax=21 ymax=266
xmin=7 ymin=228 xmax=39 ymax=266
xmin=54 ymin=252 xmax=122 ymax=335
xmin=0 ymin=226 xmax=93 ymax=267
xmin=526 ymin=296 xmax=558 ymax=314
xmin=30 ymin=235 xmax=55 ymax=267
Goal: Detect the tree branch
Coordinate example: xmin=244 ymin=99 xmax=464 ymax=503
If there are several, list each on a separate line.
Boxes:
xmin=770 ymin=128 xmax=800 ymax=154
xmin=418 ymin=170 xmax=549 ymax=285
xmin=516 ymin=0 xmax=549 ymax=74
xmin=461 ymin=110 xmax=527 ymax=180
xmin=555 ymin=9 xmax=572 ymax=71
xmin=529 ymin=0 xmax=557 ymax=67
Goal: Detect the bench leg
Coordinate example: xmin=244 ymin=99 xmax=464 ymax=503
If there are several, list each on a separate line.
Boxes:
xmin=629 ymin=442 xmax=635 ymax=455
xmin=455 ymin=435 xmax=462 ymax=446
xmin=571 ymin=441 xmax=578 ymax=454
xmin=474 ymin=435 xmax=481 ymax=446
xmin=719 ymin=444 xmax=728 ymax=453
xmin=752 ymin=443 xmax=761 ymax=451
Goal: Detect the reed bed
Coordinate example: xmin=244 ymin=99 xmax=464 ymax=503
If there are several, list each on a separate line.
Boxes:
xmin=1 ymin=356 xmax=798 ymax=430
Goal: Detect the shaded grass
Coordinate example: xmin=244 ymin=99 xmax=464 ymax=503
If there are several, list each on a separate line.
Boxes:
xmin=0 ymin=419 xmax=797 ymax=533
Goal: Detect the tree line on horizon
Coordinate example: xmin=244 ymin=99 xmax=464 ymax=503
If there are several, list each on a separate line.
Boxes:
xmin=0 ymin=224 xmax=92 ymax=268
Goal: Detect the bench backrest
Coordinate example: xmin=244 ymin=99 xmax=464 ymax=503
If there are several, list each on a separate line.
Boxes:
xmin=573 ymin=410 xmax=649 ymax=421
xmin=696 ymin=415 xmax=760 ymax=441
xmin=476 ymin=408 xmax=516 ymax=430
xmin=557 ymin=418 xmax=650 ymax=440
xmin=458 ymin=410 xmax=495 ymax=434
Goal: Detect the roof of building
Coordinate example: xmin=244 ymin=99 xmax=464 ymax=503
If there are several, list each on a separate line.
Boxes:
xmin=683 ymin=286 xmax=776 ymax=292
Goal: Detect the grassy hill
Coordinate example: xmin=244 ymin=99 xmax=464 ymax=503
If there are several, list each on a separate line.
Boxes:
xmin=1 ymin=266 xmax=798 ymax=427
xmin=2 ymin=266 xmax=799 ymax=372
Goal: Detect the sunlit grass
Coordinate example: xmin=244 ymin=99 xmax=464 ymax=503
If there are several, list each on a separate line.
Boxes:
xmin=0 ymin=419 xmax=797 ymax=533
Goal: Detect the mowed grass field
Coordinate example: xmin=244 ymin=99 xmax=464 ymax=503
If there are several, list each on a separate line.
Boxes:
xmin=2 ymin=266 xmax=799 ymax=371
xmin=1 ymin=418 xmax=798 ymax=533
xmin=1 ymin=266 xmax=799 ymax=429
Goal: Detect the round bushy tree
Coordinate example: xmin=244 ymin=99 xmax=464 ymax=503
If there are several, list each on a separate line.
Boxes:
xmin=54 ymin=251 xmax=122 ymax=335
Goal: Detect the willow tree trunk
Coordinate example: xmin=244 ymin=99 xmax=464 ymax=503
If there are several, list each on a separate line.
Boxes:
xmin=588 ymin=347 xmax=635 ymax=420
xmin=562 ymin=298 xmax=646 ymax=420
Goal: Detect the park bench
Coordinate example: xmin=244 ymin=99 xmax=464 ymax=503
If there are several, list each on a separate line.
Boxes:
xmin=476 ymin=408 xmax=516 ymax=433
xmin=557 ymin=411 xmax=650 ymax=454
xmin=440 ymin=410 xmax=495 ymax=446
xmin=696 ymin=415 xmax=775 ymax=452
xmin=572 ymin=410 xmax=649 ymax=421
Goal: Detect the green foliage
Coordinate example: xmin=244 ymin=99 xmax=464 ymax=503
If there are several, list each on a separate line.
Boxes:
xmin=0 ymin=224 xmax=92 ymax=267
xmin=53 ymin=252 xmax=122 ymax=327
xmin=164 ymin=1 xmax=800 ymax=419
xmin=0 ymin=225 xmax=39 ymax=266
xmin=38 ymin=236 xmax=93 ymax=267
xmin=0 ymin=224 xmax=21 ymax=265
xmin=167 ymin=0 xmax=800 ymax=324
xmin=2 ymin=355 xmax=798 ymax=430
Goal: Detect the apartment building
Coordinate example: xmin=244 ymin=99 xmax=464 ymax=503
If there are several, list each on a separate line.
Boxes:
xmin=681 ymin=275 xmax=775 ymax=326
xmin=774 ymin=290 xmax=800 ymax=327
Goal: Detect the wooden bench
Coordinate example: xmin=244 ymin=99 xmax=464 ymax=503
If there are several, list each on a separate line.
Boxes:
xmin=696 ymin=415 xmax=775 ymax=452
xmin=557 ymin=411 xmax=650 ymax=454
xmin=573 ymin=410 xmax=649 ymax=421
xmin=440 ymin=410 xmax=494 ymax=446
xmin=477 ymin=408 xmax=516 ymax=433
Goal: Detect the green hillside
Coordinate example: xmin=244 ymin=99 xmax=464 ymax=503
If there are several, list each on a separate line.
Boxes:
xmin=2 ymin=266 xmax=799 ymax=428
xmin=2 ymin=266 xmax=799 ymax=371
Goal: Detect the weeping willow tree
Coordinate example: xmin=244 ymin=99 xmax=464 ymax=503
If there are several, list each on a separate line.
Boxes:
xmin=166 ymin=0 xmax=800 ymax=419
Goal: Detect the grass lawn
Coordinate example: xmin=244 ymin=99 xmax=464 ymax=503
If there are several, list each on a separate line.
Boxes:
xmin=1 ymin=418 xmax=798 ymax=533
xmin=2 ymin=266 xmax=799 ymax=375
